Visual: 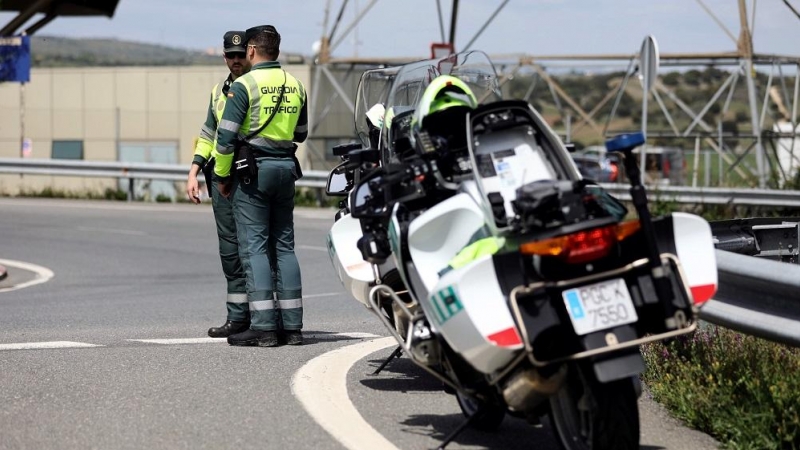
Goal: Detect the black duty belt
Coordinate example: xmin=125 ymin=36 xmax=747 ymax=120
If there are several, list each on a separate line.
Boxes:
xmin=242 ymin=146 xmax=303 ymax=180
xmin=251 ymin=149 xmax=292 ymax=160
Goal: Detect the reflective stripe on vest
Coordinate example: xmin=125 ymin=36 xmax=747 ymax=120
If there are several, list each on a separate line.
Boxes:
xmin=237 ymin=69 xmax=305 ymax=155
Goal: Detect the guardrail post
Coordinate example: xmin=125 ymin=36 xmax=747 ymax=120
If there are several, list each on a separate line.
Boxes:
xmin=127 ymin=178 xmax=134 ymax=202
xmin=315 ymin=187 xmax=325 ymax=207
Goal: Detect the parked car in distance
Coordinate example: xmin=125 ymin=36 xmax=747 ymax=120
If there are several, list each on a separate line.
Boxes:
xmin=571 ymin=145 xmax=685 ymax=185
xmin=571 ymin=147 xmax=622 ymax=183
xmin=634 ymin=146 xmax=685 ymax=186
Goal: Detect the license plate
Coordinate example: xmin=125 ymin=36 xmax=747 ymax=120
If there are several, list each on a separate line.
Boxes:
xmin=562 ymin=278 xmax=638 ymax=336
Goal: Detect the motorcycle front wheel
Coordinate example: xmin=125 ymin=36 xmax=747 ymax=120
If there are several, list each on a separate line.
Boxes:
xmin=548 ymin=364 xmax=639 ymax=450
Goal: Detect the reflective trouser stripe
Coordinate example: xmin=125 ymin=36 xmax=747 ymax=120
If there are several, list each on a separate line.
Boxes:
xmin=211 ymin=181 xmax=247 ymax=322
xmin=227 ymin=293 xmax=247 ymax=304
xmin=250 ymin=299 xmax=276 ymax=311
xmin=278 ymin=298 xmax=302 ymax=309
xmin=280 ymin=306 xmax=303 ymax=330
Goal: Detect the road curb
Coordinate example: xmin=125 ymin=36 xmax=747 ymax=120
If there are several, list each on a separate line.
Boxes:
xmin=0 ymin=264 xmax=7 ymax=281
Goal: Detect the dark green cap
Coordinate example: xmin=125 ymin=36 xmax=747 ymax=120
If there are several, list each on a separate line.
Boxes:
xmin=244 ymin=25 xmax=279 ymax=45
xmin=223 ymin=31 xmax=246 ymax=52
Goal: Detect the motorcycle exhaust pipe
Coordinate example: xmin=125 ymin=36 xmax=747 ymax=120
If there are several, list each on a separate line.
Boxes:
xmin=502 ymin=365 xmax=567 ymax=413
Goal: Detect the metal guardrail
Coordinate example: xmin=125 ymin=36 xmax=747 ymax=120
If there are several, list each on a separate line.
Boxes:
xmin=700 ymin=249 xmax=800 ymax=347
xmin=0 ymin=158 xmax=329 ymax=199
xmin=599 ymin=183 xmax=800 ymax=207
xmin=2 ymin=158 xmax=800 ymax=206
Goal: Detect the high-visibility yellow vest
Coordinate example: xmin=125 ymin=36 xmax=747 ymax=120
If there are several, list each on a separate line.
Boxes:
xmin=194 ymin=81 xmax=229 ymax=162
xmin=212 ymin=82 xmax=227 ymax=123
xmin=236 ymin=69 xmax=306 ymax=156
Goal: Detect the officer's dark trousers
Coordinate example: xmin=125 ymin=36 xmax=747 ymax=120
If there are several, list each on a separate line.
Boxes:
xmin=210 ymin=179 xmax=248 ymax=322
xmin=233 ymin=157 xmax=303 ymax=331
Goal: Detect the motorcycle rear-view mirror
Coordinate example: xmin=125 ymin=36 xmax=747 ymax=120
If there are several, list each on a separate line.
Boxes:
xmin=348 ymin=148 xmax=380 ymax=165
xmin=325 ymin=163 xmax=349 ymax=197
xmin=350 ymin=171 xmax=388 ymax=219
xmin=332 ymin=142 xmax=362 ymax=157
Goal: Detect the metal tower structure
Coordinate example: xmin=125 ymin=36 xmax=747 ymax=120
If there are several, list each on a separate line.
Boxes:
xmin=0 ymin=0 xmax=120 ymax=37
xmin=307 ymin=0 xmax=800 ymax=189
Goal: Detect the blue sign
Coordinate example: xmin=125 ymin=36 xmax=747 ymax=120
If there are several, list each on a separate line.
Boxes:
xmin=0 ymin=35 xmax=31 ymax=83
xmin=564 ymin=290 xmax=585 ymax=319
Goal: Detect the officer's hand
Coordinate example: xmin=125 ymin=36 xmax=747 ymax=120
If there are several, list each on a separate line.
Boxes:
xmin=218 ymin=181 xmax=232 ymax=198
xmin=186 ymin=176 xmax=201 ymax=204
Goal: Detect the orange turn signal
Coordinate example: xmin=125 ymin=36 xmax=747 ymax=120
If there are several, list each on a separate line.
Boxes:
xmin=520 ymin=220 xmax=641 ymax=264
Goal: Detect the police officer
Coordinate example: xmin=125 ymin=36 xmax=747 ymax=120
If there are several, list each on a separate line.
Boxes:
xmin=214 ymin=25 xmax=308 ymax=347
xmin=186 ymin=30 xmax=252 ymax=338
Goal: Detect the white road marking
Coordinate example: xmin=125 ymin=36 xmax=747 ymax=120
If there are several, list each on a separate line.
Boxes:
xmin=298 ymin=245 xmax=328 ymax=252
xmin=312 ymin=332 xmax=381 ymax=340
xmin=0 ymin=198 xmax=331 ymax=217
xmin=0 ymin=258 xmax=55 ymax=293
xmin=77 ymin=226 xmax=147 ymax=236
xmin=0 ymin=198 xmax=211 ymax=213
xmin=128 ymin=337 xmax=226 ymax=345
xmin=292 ymin=336 xmax=400 ymax=450
xmin=295 ymin=209 xmax=335 ymax=220
xmin=0 ymin=341 xmax=102 ymax=351
xmin=128 ymin=332 xmax=379 ymax=345
xmin=305 ymin=292 xmax=342 ymax=299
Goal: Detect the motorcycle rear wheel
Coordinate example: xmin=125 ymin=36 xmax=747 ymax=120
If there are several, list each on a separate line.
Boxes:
xmin=548 ymin=365 xmax=639 ymax=450
xmin=455 ymin=392 xmax=506 ymax=431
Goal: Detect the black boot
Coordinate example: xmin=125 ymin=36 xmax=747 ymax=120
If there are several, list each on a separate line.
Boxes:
xmin=227 ymin=329 xmax=280 ymax=347
xmin=208 ymin=320 xmax=249 ymax=338
xmin=284 ymin=330 xmax=303 ymax=346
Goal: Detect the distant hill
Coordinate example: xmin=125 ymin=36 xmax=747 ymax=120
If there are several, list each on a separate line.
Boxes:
xmin=31 ymin=36 xmax=228 ymax=67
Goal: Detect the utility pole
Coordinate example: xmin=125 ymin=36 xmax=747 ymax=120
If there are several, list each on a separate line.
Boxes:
xmin=740 ymin=0 xmax=767 ymax=187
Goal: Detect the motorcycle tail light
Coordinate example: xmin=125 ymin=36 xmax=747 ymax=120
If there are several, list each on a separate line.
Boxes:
xmin=520 ymin=220 xmax=641 ymax=264
xmin=615 ymin=219 xmax=641 ymax=240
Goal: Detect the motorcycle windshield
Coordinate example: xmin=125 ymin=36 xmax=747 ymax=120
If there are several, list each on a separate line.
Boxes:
xmin=439 ymin=50 xmax=502 ymax=105
xmin=354 ymin=67 xmax=400 ymax=148
xmin=379 ymin=51 xmax=502 ymax=160
xmin=381 ymin=59 xmax=441 ymax=154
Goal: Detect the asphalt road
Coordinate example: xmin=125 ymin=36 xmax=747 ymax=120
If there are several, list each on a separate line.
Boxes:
xmin=0 ymin=198 xmax=720 ymax=450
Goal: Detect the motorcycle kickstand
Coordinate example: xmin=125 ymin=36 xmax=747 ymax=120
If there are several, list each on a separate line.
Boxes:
xmin=435 ymin=406 xmax=486 ymax=450
xmin=371 ymin=345 xmax=403 ymax=375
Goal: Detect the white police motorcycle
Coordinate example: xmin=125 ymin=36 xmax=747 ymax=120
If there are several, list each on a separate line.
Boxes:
xmin=330 ymin=51 xmax=718 ymax=450
xmin=326 ymin=56 xmax=462 ymax=348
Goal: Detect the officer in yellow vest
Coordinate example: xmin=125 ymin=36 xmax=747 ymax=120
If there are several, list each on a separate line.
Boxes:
xmin=186 ymin=30 xmax=252 ymax=338
xmin=214 ymin=25 xmax=308 ymax=347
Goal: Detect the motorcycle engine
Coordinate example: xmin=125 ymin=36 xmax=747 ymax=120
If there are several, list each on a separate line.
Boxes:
xmin=407 ymin=319 xmax=440 ymax=366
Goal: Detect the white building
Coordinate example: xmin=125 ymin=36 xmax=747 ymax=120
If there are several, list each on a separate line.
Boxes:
xmin=0 ymin=63 xmax=312 ymax=198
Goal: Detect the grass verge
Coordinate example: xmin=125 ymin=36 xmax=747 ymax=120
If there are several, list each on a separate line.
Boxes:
xmin=642 ymin=325 xmax=800 ymax=449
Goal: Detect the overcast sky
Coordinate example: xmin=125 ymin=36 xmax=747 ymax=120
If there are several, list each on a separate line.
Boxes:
xmin=2 ymin=0 xmax=800 ymax=61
